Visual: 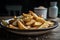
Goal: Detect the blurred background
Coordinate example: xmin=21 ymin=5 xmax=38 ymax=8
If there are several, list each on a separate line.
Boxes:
xmin=0 ymin=0 xmax=60 ymax=17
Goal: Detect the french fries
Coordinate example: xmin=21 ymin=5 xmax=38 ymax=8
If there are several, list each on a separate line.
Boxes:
xmin=14 ymin=16 xmax=17 ymax=20
xmin=33 ymin=22 xmax=42 ymax=27
xmin=2 ymin=10 xmax=54 ymax=30
xmin=29 ymin=11 xmax=46 ymax=23
xmin=36 ymin=17 xmax=46 ymax=23
xmin=17 ymin=20 xmax=28 ymax=29
xmin=23 ymin=17 xmax=31 ymax=22
xmin=23 ymin=13 xmax=29 ymax=17
xmin=14 ymin=16 xmax=17 ymax=19
xmin=23 ymin=13 xmax=33 ymax=22
xmin=46 ymin=21 xmax=54 ymax=26
xmin=29 ymin=11 xmax=38 ymax=19
xmin=8 ymin=24 xmax=18 ymax=29
xmin=26 ymin=19 xmax=35 ymax=26
xmin=38 ymin=22 xmax=49 ymax=29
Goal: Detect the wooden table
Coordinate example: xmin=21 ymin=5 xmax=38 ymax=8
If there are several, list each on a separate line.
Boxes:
xmin=0 ymin=16 xmax=60 ymax=40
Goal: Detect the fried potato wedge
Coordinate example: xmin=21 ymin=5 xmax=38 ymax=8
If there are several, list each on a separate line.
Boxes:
xmin=23 ymin=13 xmax=29 ymax=17
xmin=38 ymin=22 xmax=49 ymax=29
xmin=29 ymin=11 xmax=38 ymax=19
xmin=26 ymin=19 xmax=35 ymax=26
xmin=33 ymin=22 xmax=42 ymax=27
xmin=8 ymin=24 xmax=18 ymax=29
xmin=17 ymin=20 xmax=28 ymax=29
xmin=23 ymin=17 xmax=31 ymax=22
xmin=46 ymin=21 xmax=54 ymax=26
xmin=36 ymin=17 xmax=46 ymax=23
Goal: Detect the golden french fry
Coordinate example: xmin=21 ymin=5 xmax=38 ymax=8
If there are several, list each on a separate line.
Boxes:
xmin=14 ymin=16 xmax=17 ymax=20
xmin=26 ymin=20 xmax=35 ymax=26
xmin=29 ymin=11 xmax=38 ymax=19
xmin=23 ymin=17 xmax=31 ymax=22
xmin=23 ymin=13 xmax=33 ymax=22
xmin=38 ymin=22 xmax=49 ymax=29
xmin=8 ymin=24 xmax=18 ymax=29
xmin=46 ymin=21 xmax=54 ymax=26
xmin=33 ymin=22 xmax=42 ymax=27
xmin=14 ymin=16 xmax=17 ymax=19
xmin=23 ymin=13 xmax=28 ymax=17
xmin=17 ymin=20 xmax=28 ymax=29
xmin=29 ymin=11 xmax=46 ymax=23
xmin=36 ymin=17 xmax=46 ymax=23
xmin=30 ymin=16 xmax=33 ymax=19
xmin=23 ymin=13 xmax=33 ymax=18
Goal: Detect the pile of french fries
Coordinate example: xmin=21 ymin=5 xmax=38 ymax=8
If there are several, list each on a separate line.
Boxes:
xmin=2 ymin=11 xmax=54 ymax=30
